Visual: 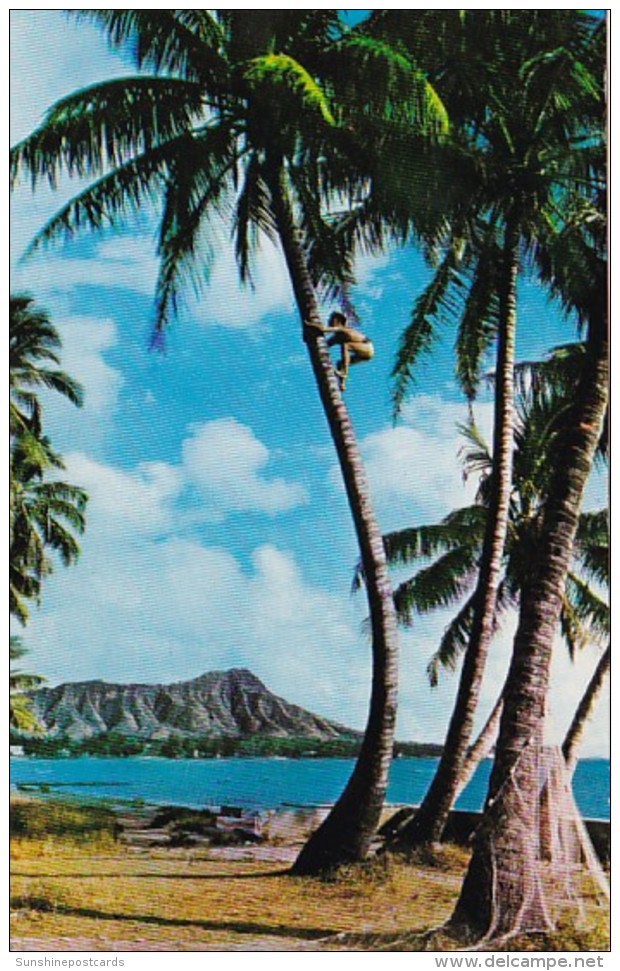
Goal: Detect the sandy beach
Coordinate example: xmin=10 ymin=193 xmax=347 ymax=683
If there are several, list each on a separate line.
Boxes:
xmin=10 ymin=797 xmax=609 ymax=952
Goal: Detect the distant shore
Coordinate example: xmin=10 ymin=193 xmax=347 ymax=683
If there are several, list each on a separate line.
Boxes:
xmin=10 ymin=751 xmax=610 ymax=824
xmin=10 ymin=735 xmax=443 ymax=759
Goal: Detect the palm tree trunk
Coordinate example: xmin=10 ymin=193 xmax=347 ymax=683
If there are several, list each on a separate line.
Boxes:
xmin=388 ymin=215 xmax=520 ymax=852
xmin=455 ymin=691 xmax=503 ymax=800
xmin=562 ymin=645 xmax=610 ymax=777
xmin=451 ymin=309 xmax=609 ymax=940
xmin=381 ymin=691 xmax=503 ymax=853
xmin=266 ymin=165 xmax=400 ymax=875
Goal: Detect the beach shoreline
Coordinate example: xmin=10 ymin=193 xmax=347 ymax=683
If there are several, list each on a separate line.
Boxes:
xmin=10 ymin=795 xmax=609 ymax=952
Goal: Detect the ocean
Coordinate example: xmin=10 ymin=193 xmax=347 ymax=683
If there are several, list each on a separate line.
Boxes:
xmin=9 ymin=755 xmax=610 ymax=820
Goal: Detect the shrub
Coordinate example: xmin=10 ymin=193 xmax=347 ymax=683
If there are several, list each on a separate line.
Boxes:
xmin=10 ymin=798 xmax=119 ymax=842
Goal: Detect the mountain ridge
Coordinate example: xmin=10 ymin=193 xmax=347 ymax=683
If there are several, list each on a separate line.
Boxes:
xmin=27 ymin=667 xmax=359 ymax=742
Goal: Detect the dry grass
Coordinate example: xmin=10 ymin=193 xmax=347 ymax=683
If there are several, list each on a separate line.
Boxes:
xmin=10 ymin=845 xmax=465 ymax=951
xmin=10 ymin=799 xmax=609 ymax=953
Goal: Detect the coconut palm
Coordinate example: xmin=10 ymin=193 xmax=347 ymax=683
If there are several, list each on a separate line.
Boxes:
xmin=10 ymin=293 xmax=82 ymax=438
xmin=451 ymin=144 xmax=607 ymax=940
xmin=364 ymin=361 xmax=608 ymax=852
xmin=10 ymin=10 xmax=450 ymax=873
xmin=10 ymin=431 xmax=88 ymax=625
xmin=10 ymin=636 xmax=45 ymax=733
xmin=562 ymin=646 xmax=609 ymax=776
xmin=10 ymin=294 xmax=87 ymax=624
xmin=359 ymin=10 xmax=605 ymax=849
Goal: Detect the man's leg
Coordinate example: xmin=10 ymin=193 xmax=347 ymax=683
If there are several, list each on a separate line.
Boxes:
xmin=337 ymin=344 xmax=350 ymax=390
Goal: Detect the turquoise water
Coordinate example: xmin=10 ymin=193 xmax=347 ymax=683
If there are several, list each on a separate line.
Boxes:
xmin=10 ymin=756 xmax=609 ymax=819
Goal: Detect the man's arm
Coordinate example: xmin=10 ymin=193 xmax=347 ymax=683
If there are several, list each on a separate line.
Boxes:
xmin=303 ymin=321 xmax=340 ymax=334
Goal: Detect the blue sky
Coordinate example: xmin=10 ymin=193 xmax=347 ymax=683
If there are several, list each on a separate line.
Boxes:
xmin=9 ymin=9 xmax=609 ymax=754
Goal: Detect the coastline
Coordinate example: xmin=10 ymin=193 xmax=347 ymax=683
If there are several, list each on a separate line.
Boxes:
xmin=10 ymin=794 xmax=610 ymax=952
xmin=10 ymin=790 xmax=610 ymax=863
xmin=10 ymin=753 xmax=611 ymax=825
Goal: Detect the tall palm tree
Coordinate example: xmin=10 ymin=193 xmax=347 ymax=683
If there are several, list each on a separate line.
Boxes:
xmin=451 ymin=160 xmax=607 ymax=940
xmin=10 ymin=10 xmax=448 ymax=873
xmin=10 ymin=294 xmax=87 ymax=624
xmin=459 ymin=506 xmax=609 ymax=797
xmin=10 ymin=294 xmax=82 ymax=438
xmin=363 ymin=10 xmax=604 ymax=848
xmin=366 ymin=366 xmax=608 ymax=852
xmin=10 ymin=431 xmax=88 ymax=625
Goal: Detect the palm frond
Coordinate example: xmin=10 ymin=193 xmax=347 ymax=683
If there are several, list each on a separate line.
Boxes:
xmin=458 ymin=417 xmax=492 ymax=492
xmin=22 ymin=140 xmax=192 ymax=256
xmin=559 ymin=590 xmax=590 ymax=659
xmin=72 ymin=10 xmax=227 ymax=85
xmin=334 ymin=34 xmax=449 ymax=136
xmin=391 ymin=243 xmax=463 ymax=414
xmin=384 ymin=506 xmax=485 ymax=568
xmin=150 ymin=121 xmax=242 ymax=332
xmin=233 ymin=154 xmax=276 ymax=285
xmin=565 ymin=571 xmax=609 ymax=640
xmin=11 ymin=76 xmax=205 ymax=190
xmin=426 ymin=595 xmax=476 ymax=687
xmin=10 ymin=692 xmax=44 ymax=734
xmin=12 ymin=366 xmax=83 ymax=407
xmin=454 ymin=231 xmax=501 ymax=400
xmin=393 ymin=544 xmax=479 ymax=626
xmin=243 ymin=53 xmax=335 ymax=126
xmin=10 ymin=295 xmax=84 ymax=436
xmin=288 ymin=163 xmax=356 ymax=298
xmin=574 ymin=509 xmax=609 ymax=586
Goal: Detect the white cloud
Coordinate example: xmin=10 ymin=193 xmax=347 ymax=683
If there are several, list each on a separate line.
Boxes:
xmin=10 ymin=11 xmax=134 ymax=145
xmin=53 ymin=417 xmax=306 ymax=540
xmin=23 ymin=525 xmax=369 ymax=727
xmin=188 ymin=238 xmax=296 ymax=330
xmin=64 ymin=453 xmax=183 ymax=539
xmin=346 ymin=395 xmax=494 ymax=530
xmin=57 ymin=315 xmax=124 ymax=417
xmin=182 ymin=418 xmax=308 ymax=518
xmin=12 ymin=236 xmax=160 ymax=299
xmin=58 ymin=416 xmax=307 ymax=539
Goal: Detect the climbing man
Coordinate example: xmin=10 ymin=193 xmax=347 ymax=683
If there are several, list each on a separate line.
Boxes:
xmin=306 ymin=311 xmax=374 ymax=391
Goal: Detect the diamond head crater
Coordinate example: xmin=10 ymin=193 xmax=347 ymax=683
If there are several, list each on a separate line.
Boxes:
xmin=13 ymin=667 xmax=440 ymax=759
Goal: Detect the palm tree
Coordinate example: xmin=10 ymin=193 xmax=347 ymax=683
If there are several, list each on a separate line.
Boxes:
xmin=451 ymin=154 xmax=607 ymax=940
xmin=562 ymin=646 xmax=609 ymax=776
xmin=10 ymin=294 xmax=88 ymax=624
xmin=10 ymin=294 xmax=82 ymax=438
xmin=10 ymin=431 xmax=88 ymax=624
xmin=363 ymin=10 xmax=604 ymax=848
xmin=10 ymin=636 xmax=45 ymax=733
xmin=458 ymin=513 xmax=609 ymax=800
xmin=10 ymin=10 xmax=448 ymax=873
xmin=367 ymin=366 xmax=608 ymax=852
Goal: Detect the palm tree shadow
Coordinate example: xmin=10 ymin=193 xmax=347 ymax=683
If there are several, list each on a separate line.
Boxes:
xmin=10 ymin=898 xmax=337 ymax=942
xmin=11 ymin=869 xmax=290 ymax=881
